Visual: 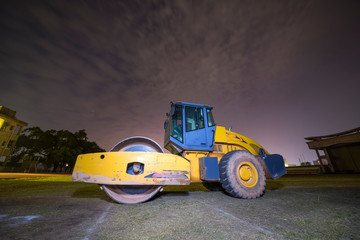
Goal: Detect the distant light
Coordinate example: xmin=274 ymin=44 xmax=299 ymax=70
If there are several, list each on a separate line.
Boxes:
xmin=283 ymin=158 xmax=289 ymax=167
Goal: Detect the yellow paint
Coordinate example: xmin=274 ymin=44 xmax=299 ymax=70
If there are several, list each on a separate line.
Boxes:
xmin=240 ymin=166 xmax=251 ymax=181
xmin=0 ymin=118 xmax=4 ymax=129
xmin=183 ymin=151 xmax=208 ymax=182
xmin=213 ymin=126 xmax=269 ymax=156
xmin=237 ymin=161 xmax=258 ymax=188
xmin=72 ymin=152 xmax=190 ymax=185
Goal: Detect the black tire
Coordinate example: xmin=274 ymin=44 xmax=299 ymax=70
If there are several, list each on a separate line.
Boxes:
xmin=219 ymin=150 xmax=266 ymax=199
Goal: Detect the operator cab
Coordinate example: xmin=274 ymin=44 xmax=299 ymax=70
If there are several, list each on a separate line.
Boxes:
xmin=164 ymin=102 xmax=216 ymax=154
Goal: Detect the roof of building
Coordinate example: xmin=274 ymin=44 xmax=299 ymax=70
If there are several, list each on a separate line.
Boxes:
xmin=0 ymin=106 xmax=28 ymax=126
xmin=305 ymin=127 xmax=360 ymax=149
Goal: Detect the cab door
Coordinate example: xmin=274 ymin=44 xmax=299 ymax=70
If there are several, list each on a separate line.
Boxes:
xmin=184 ymin=106 xmax=208 ymax=147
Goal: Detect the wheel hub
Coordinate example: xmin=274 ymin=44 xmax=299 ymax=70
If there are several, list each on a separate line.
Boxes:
xmin=239 ymin=166 xmax=251 ymax=181
xmin=237 ymin=161 xmax=259 ymax=188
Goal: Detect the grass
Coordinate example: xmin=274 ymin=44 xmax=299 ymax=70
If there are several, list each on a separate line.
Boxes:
xmin=0 ymin=174 xmax=360 ymax=239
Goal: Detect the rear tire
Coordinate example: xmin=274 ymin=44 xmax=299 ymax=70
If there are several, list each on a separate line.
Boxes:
xmin=219 ymin=150 xmax=266 ymax=199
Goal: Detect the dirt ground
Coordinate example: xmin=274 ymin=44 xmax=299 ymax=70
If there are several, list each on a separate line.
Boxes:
xmin=0 ymin=174 xmax=359 ymax=240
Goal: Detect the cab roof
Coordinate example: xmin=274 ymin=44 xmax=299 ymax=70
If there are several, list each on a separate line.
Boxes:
xmin=173 ymin=101 xmax=212 ymax=108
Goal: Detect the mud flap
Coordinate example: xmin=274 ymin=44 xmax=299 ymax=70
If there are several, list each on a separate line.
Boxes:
xmin=259 ymin=149 xmax=286 ymax=180
xmin=199 ymin=157 xmax=220 ymax=181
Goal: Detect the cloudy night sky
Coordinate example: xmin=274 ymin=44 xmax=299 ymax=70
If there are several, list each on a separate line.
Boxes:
xmin=1 ymin=0 xmax=359 ymax=165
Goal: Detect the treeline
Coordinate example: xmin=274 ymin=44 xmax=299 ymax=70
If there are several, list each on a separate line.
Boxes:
xmin=10 ymin=127 xmax=105 ymax=172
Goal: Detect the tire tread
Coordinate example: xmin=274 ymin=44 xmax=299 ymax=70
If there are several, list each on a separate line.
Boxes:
xmin=219 ymin=150 xmax=266 ymax=199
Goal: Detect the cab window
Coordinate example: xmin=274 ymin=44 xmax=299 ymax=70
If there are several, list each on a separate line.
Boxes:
xmin=207 ymin=108 xmax=215 ymax=127
xmin=198 ymin=108 xmax=205 ymax=129
xmin=185 ymin=106 xmax=197 ymax=132
xmin=186 ymin=107 xmax=206 ymax=131
xmin=171 ymin=105 xmax=183 ymax=142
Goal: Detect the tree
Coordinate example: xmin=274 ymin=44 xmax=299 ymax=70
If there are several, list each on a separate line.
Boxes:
xmin=300 ymin=162 xmax=312 ymax=166
xmin=11 ymin=127 xmax=105 ymax=172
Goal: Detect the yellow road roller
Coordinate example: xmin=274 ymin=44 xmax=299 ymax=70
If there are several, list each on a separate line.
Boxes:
xmin=72 ymin=101 xmax=286 ymax=204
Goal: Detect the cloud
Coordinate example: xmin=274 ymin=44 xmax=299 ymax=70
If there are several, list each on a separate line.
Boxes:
xmin=1 ymin=0 xmax=359 ymax=163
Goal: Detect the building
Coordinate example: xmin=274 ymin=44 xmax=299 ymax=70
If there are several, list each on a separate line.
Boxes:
xmin=0 ymin=106 xmax=28 ymax=166
xmin=305 ymin=127 xmax=360 ymax=173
